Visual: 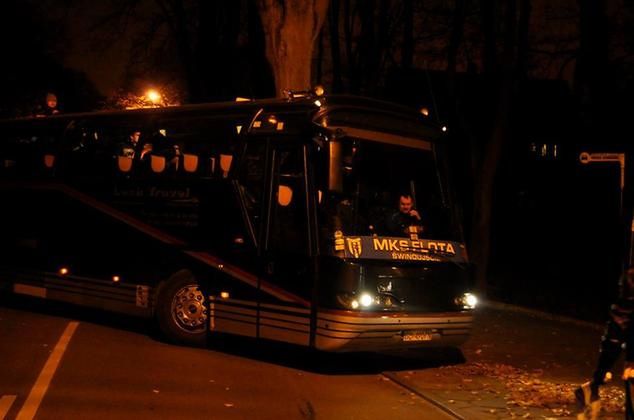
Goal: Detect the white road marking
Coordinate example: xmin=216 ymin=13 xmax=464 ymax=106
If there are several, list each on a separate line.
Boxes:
xmin=16 ymin=322 xmax=79 ymax=420
xmin=0 ymin=395 xmax=17 ymax=419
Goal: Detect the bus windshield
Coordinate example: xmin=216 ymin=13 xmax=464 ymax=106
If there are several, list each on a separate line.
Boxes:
xmin=317 ymin=135 xmax=460 ymax=248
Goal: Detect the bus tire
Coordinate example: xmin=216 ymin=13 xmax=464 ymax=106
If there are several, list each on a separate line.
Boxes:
xmin=155 ymin=270 xmax=207 ymax=346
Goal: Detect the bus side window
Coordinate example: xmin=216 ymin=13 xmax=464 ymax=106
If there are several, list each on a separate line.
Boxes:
xmin=237 ymin=142 xmax=266 ymax=237
xmin=270 ymin=148 xmax=308 ymax=254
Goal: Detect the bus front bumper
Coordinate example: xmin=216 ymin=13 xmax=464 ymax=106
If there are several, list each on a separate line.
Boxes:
xmin=315 ymin=309 xmax=473 ymax=352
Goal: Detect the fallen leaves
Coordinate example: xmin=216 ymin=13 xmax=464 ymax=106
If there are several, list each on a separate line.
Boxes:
xmin=440 ymin=362 xmax=625 ymax=416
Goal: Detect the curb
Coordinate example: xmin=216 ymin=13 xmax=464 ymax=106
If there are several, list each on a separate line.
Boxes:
xmin=482 ymin=299 xmax=605 ymax=332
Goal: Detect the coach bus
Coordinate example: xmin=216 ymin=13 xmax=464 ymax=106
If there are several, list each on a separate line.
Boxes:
xmin=0 ymin=93 xmax=475 ymax=351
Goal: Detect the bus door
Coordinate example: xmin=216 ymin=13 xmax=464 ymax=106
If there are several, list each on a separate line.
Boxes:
xmin=259 ymin=143 xmax=313 ymax=346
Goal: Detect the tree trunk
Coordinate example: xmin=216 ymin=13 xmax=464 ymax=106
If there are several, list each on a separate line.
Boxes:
xmin=256 ymin=0 xmax=330 ymax=96
xmin=470 ymin=0 xmax=519 ymax=295
xmin=328 ymin=0 xmax=343 ymax=92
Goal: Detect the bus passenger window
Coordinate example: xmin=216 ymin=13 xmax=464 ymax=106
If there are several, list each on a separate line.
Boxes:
xmin=237 ymin=143 xmax=265 ymax=237
xmin=270 ymin=149 xmax=308 ymax=254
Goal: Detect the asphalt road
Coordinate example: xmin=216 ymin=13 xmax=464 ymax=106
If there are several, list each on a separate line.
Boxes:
xmin=0 ymin=296 xmax=456 ymax=420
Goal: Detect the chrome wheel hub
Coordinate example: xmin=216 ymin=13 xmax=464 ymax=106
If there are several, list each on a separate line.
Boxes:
xmin=171 ymin=285 xmax=207 ymax=332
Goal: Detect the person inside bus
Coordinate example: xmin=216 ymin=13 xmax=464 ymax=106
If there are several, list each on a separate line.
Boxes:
xmin=33 ymin=92 xmax=60 ymax=117
xmin=385 ymin=193 xmax=424 ymax=237
xmin=145 ymin=129 xmax=181 ymax=170
xmin=118 ymin=130 xmax=142 ymax=158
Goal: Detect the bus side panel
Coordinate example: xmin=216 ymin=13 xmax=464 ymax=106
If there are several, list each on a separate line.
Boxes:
xmin=257 ymin=302 xmax=311 ymax=346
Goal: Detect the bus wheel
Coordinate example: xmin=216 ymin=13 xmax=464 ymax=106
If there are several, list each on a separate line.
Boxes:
xmin=156 ymin=270 xmax=207 ymax=346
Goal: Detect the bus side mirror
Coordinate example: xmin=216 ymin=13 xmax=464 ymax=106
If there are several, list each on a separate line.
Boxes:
xmin=278 ymin=185 xmax=293 ymax=206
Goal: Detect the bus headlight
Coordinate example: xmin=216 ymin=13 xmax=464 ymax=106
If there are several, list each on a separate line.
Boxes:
xmin=359 ymin=293 xmax=374 ymax=307
xmin=455 ymin=292 xmax=478 ymax=309
xmin=337 ymin=292 xmax=377 ymax=310
xmin=337 ymin=292 xmax=400 ymax=310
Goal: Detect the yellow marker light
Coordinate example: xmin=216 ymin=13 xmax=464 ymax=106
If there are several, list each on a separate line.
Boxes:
xmin=59 ymin=267 xmax=69 ymax=275
xmin=350 ymin=300 xmax=359 ymax=309
xmin=267 ymin=115 xmax=278 ymax=125
xmin=313 ymin=85 xmax=325 ymax=96
xmin=420 ymin=107 xmax=429 ymax=117
xmin=220 ymin=291 xmax=230 ymax=299
xmin=112 ymin=275 xmax=121 ymax=283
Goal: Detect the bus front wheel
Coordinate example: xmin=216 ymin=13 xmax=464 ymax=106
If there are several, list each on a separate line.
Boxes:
xmin=156 ymin=270 xmax=207 ymax=346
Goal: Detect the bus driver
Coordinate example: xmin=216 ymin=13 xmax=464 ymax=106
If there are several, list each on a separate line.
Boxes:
xmin=385 ymin=194 xmax=423 ymax=237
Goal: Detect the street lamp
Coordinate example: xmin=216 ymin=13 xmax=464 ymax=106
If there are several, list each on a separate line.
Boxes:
xmin=145 ymin=89 xmax=162 ymax=105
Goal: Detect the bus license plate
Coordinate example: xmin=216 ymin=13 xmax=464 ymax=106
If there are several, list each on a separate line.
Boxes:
xmin=402 ymin=330 xmax=434 ymax=342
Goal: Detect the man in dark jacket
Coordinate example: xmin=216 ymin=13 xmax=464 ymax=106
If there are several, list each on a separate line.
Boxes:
xmin=576 ymin=267 xmax=634 ymax=419
xmin=385 ymin=194 xmax=423 ymax=237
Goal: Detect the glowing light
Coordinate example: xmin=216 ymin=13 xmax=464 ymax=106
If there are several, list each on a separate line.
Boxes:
xmin=313 ymin=85 xmax=325 ymax=96
xmin=59 ymin=267 xmax=69 ymax=275
xmin=465 ymin=293 xmax=478 ymax=308
xmin=314 ymin=99 xmax=322 ymax=107
xmin=456 ymin=292 xmax=478 ymax=309
xmin=360 ymin=293 xmax=373 ymax=307
xmin=146 ymin=89 xmax=161 ymax=104
xmin=350 ymin=300 xmax=359 ymax=309
xmin=441 ymin=126 xmax=448 ymax=132
xmin=112 ymin=275 xmax=121 ymax=283
xmin=420 ymin=107 xmax=429 ymax=117
xmin=220 ymin=291 xmax=230 ymax=299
